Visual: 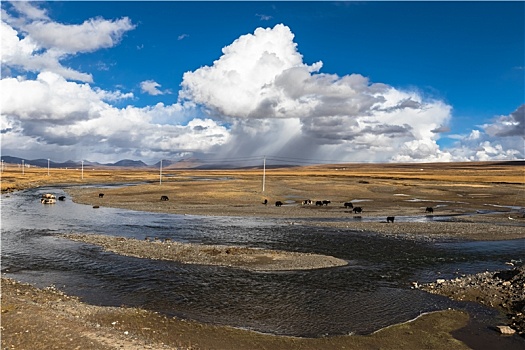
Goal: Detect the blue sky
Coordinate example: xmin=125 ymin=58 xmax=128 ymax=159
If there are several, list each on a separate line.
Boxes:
xmin=1 ymin=1 xmax=524 ymax=164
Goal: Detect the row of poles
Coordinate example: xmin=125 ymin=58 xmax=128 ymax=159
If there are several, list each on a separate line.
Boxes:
xmin=1 ymin=157 xmax=268 ymax=192
xmin=1 ymin=159 xmax=52 ymax=176
xmin=1 ymin=159 xmax=88 ymax=180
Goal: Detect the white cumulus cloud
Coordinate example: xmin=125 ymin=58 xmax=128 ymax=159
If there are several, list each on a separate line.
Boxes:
xmin=181 ymin=24 xmax=323 ymax=119
xmin=180 ymin=24 xmax=454 ymax=163
xmin=483 ymin=104 xmax=524 ymax=138
xmin=140 ymin=80 xmax=171 ymax=96
xmin=0 ymin=72 xmax=229 ymax=162
xmin=444 ymin=105 xmax=524 ymax=161
xmin=1 ymin=2 xmax=135 ymax=82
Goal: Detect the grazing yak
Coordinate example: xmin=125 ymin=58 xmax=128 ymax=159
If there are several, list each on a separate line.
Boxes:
xmin=40 ymin=198 xmax=56 ymax=204
xmin=344 ymin=202 xmax=353 ymax=208
xmin=40 ymin=193 xmax=56 ymax=204
xmin=263 ymin=199 xmax=268 ymax=205
xmin=353 ymin=207 xmax=363 ymax=214
xmin=160 ymin=195 xmax=169 ymax=201
xmin=387 ymin=216 xmax=395 ymax=223
xmin=58 ymin=196 xmax=66 ymax=201
xmin=302 ymin=199 xmax=312 ymax=205
xmin=315 ymin=201 xmax=323 ymax=206
xmin=425 ymin=207 xmax=434 ymax=213
xmin=99 ymin=193 xmax=104 ymax=198
xmin=275 ymin=201 xmax=283 ymax=207
xmin=322 ymin=200 xmax=331 ymax=206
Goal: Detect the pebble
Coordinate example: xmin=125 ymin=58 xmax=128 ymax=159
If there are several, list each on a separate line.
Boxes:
xmin=497 ymin=325 xmax=516 ymax=335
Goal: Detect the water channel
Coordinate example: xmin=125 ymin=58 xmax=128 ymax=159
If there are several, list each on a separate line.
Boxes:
xmin=2 ymin=186 xmax=524 ymax=344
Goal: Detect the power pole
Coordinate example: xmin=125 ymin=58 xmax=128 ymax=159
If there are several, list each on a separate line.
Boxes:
xmin=262 ymin=156 xmax=266 ymax=192
xmin=159 ymin=159 xmax=162 ymax=185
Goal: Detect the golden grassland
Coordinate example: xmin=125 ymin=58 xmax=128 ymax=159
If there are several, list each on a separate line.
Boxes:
xmin=0 ymin=165 xmax=161 ymax=192
xmin=1 ymin=160 xmax=523 ymax=194
xmin=49 ymin=161 xmax=525 ymax=224
xmin=4 ymin=160 xmax=525 ymax=227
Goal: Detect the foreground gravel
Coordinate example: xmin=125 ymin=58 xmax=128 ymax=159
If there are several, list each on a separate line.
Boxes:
xmin=1 ymin=276 xmax=473 ymax=350
xmin=419 ymin=264 xmax=525 ymax=337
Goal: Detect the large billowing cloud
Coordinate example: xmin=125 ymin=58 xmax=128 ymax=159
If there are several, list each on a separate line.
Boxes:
xmin=0 ymin=72 xmax=230 ymax=162
xmin=1 ymin=3 xmax=522 ymax=164
xmin=181 ymin=24 xmax=454 ymax=162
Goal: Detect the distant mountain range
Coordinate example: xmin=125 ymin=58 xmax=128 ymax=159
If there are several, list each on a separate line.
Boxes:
xmin=2 ymin=155 xmax=523 ymax=169
xmin=1 ymin=155 xmax=157 ymax=169
xmin=0 ymin=155 xmax=266 ymax=169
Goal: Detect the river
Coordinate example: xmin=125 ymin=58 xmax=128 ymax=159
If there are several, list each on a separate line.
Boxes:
xmin=2 ymin=186 xmax=524 ymax=343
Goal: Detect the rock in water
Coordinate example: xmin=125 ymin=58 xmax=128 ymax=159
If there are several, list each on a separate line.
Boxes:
xmin=496 ymin=325 xmax=516 ymax=335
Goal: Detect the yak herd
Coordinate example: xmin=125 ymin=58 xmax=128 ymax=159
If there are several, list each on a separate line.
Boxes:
xmin=39 ymin=192 xmax=435 ymax=222
xmin=268 ymin=198 xmax=367 ymax=212
xmin=262 ymin=198 xmax=435 ymax=223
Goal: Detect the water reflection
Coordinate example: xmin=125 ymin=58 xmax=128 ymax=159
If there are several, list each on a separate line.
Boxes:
xmin=1 ymin=186 xmax=524 ymax=338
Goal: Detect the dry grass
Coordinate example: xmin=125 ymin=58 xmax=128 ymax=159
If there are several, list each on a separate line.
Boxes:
xmin=4 ymin=161 xmax=524 ymax=221
xmin=50 ymin=162 xmax=523 ymax=223
xmin=0 ymin=164 xmax=162 ymax=192
xmin=2 ymin=161 xmax=523 ymax=194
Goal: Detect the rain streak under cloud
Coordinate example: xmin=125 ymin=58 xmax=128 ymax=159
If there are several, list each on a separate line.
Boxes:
xmin=1 ymin=2 xmax=523 ymax=164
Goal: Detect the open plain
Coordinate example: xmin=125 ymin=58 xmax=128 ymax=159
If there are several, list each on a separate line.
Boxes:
xmin=1 ymin=161 xmax=524 ymax=349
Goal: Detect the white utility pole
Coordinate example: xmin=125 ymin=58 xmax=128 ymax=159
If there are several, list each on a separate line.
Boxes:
xmin=159 ymin=159 xmax=163 ymax=185
xmin=22 ymin=160 xmax=24 ymax=175
xmin=262 ymin=156 xmax=266 ymax=192
xmin=81 ymin=160 xmax=84 ymax=179
xmin=47 ymin=159 xmax=50 ymax=176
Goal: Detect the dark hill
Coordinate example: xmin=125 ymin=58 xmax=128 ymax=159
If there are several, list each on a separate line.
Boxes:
xmin=109 ymin=159 xmax=148 ymax=167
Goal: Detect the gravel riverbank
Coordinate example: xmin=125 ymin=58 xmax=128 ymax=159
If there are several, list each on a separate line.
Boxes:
xmin=419 ymin=265 xmax=525 ymax=337
xmin=1 ymin=277 xmax=473 ymax=350
xmin=62 ymin=233 xmax=348 ymax=271
xmin=308 ymin=217 xmax=525 ymax=241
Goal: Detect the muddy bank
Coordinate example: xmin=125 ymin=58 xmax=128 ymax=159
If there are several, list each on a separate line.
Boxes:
xmin=62 ymin=233 xmax=348 ymax=271
xmin=419 ymin=265 xmax=525 ymax=337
